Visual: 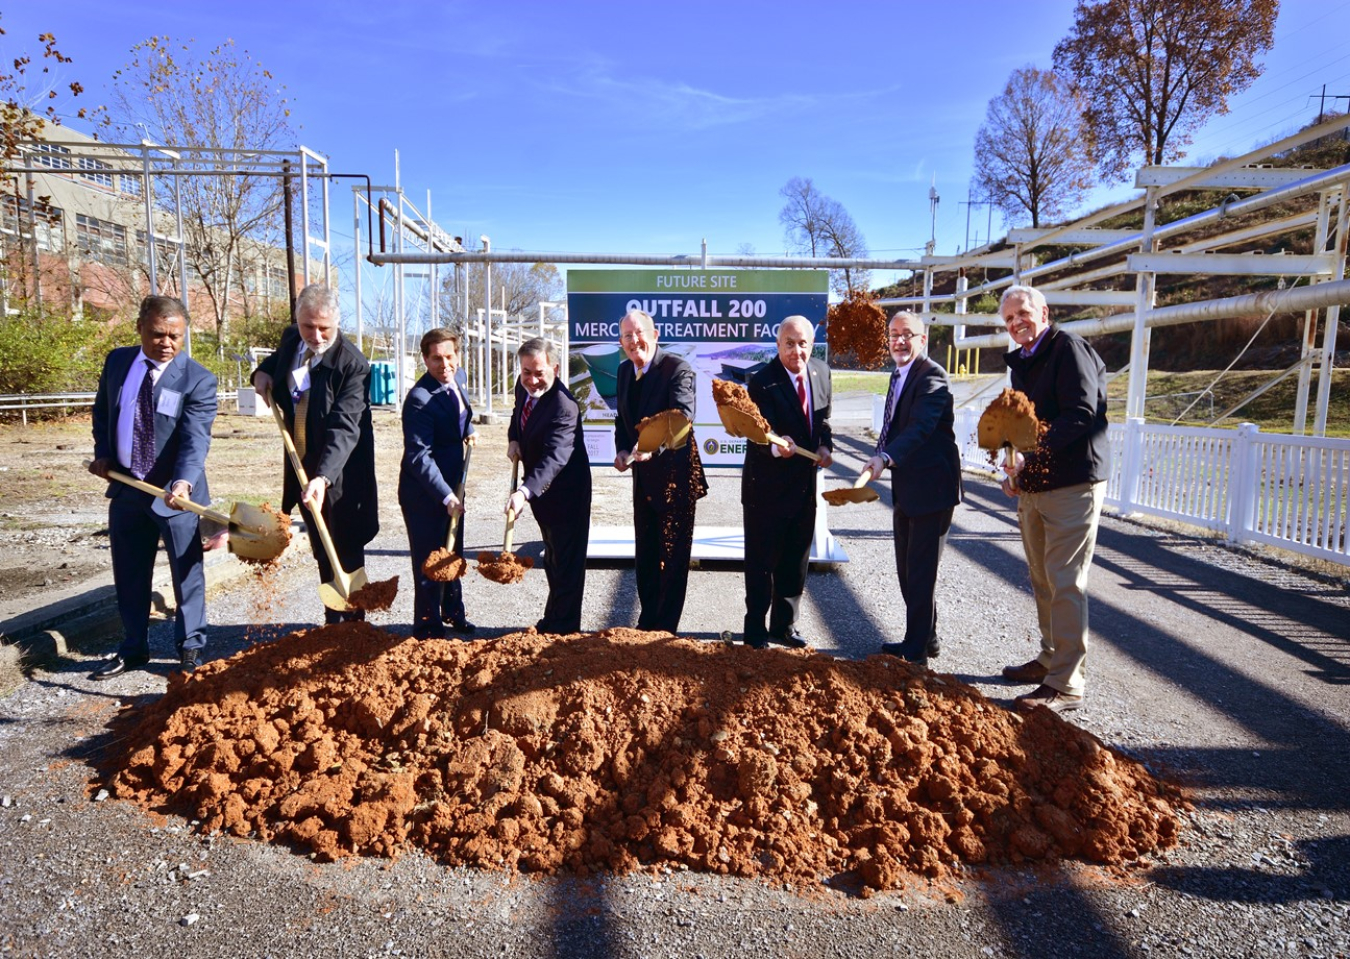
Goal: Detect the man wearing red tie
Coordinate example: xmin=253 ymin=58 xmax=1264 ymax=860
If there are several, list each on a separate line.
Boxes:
xmin=506 ymin=338 xmax=592 ymax=634
xmin=87 ymin=296 xmax=217 ymax=679
xmin=863 ymin=310 xmax=963 ymax=667
xmin=740 ymin=315 xmax=833 ymax=648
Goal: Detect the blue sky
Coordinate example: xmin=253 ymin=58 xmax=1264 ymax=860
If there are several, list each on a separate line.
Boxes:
xmin=7 ymin=0 xmax=1350 ymax=293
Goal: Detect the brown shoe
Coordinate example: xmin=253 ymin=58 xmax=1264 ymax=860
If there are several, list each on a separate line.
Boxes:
xmin=1001 ymin=658 xmax=1049 ymax=683
xmin=1015 ymin=684 xmax=1083 ymax=714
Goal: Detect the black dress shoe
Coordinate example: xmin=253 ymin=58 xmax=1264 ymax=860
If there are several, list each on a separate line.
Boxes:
xmin=90 ymin=654 xmax=149 ymax=681
xmin=445 ymin=616 xmax=477 ymax=636
xmin=880 ymin=642 xmax=927 ymax=668
xmin=743 ymin=634 xmax=770 ymax=650
xmin=768 ymin=629 xmax=808 ymax=649
xmin=179 ymin=650 xmax=202 ymax=674
xmin=927 ymin=634 xmax=941 ymax=659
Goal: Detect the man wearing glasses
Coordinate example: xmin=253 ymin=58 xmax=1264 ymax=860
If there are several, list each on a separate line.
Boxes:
xmin=864 ymin=310 xmax=963 ymax=667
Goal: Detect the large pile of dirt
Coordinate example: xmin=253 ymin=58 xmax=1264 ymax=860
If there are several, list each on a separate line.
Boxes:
xmin=99 ymin=625 xmax=1183 ymax=890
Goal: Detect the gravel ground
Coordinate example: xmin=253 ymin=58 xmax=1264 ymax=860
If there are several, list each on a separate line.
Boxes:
xmin=1 ymin=406 xmax=1348 ymax=958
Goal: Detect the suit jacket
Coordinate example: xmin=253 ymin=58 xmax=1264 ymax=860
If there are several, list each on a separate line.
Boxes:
xmin=92 ymin=346 xmax=216 ymax=505
xmin=614 ymin=346 xmax=708 ymax=512
xmin=509 ymin=378 xmax=591 ymax=527
xmin=398 ymin=371 xmax=476 ymax=511
xmin=878 ymin=354 xmax=963 ymax=516
xmin=741 ymin=356 xmax=832 ymax=508
xmin=254 ymin=325 xmax=378 ymax=544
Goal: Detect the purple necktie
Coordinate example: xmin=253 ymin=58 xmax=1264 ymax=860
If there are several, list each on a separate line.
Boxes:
xmin=130 ymin=358 xmax=156 ymax=479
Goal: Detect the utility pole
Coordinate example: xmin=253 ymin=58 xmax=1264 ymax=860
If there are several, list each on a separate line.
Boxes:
xmin=926 ymin=177 xmax=940 ymax=256
xmin=1312 ymin=84 xmax=1350 ymax=124
xmin=960 ymin=190 xmax=996 ymax=252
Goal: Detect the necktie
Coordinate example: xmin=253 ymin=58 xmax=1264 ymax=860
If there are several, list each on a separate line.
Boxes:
xmin=294 ymin=349 xmax=312 ymax=460
xmin=130 ymin=358 xmax=156 ymax=479
xmin=521 ymin=396 xmax=535 ymax=430
xmin=876 ymin=370 xmax=901 ymax=454
xmin=797 ymin=375 xmax=811 ymax=434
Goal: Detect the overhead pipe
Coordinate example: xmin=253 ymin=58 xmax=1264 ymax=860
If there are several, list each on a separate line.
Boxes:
xmin=368 ymin=250 xmax=923 ymax=270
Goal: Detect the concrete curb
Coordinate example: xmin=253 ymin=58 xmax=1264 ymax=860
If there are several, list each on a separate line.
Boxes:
xmin=0 ymin=524 xmax=305 ymax=673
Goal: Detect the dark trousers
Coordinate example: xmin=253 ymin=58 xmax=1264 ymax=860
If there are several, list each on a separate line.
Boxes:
xmin=892 ymin=506 xmax=954 ymax=662
xmin=108 ymin=491 xmax=207 ymax=658
xmin=633 ymin=493 xmax=696 ymax=634
xmin=300 ymin=499 xmax=373 ymax=625
xmin=743 ymin=497 xmax=814 ymax=641
xmin=400 ymin=501 xmax=466 ymax=638
xmin=536 ymin=508 xmax=589 ymax=634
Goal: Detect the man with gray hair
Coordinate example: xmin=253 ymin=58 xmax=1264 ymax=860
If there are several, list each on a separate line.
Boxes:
xmin=252 ymin=283 xmax=378 ymax=625
xmin=998 ymin=283 xmax=1109 ymax=714
xmin=506 ymin=338 xmax=592 ymax=634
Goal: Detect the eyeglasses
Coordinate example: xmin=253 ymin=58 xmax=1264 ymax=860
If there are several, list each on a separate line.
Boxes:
xmin=888 ymin=331 xmax=923 ymax=342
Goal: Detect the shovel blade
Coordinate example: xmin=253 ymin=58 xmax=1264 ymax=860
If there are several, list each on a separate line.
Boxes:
xmin=224 ymin=502 xmax=291 ymax=562
xmin=318 ymin=566 xmax=369 ymax=612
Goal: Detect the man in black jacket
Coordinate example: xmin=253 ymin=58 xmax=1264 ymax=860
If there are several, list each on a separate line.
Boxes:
xmin=998 ymin=284 xmax=1110 ymax=714
xmin=613 ymin=309 xmax=708 ymax=634
xmin=864 ymin=311 xmax=963 ymax=667
xmin=506 ymin=338 xmax=592 ymax=635
xmin=252 ymin=284 xmax=378 ymax=625
xmin=740 ymin=315 xmax=833 ymax=648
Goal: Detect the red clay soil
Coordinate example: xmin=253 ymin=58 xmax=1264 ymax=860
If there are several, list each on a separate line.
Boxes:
xmin=346 ymin=576 xmax=399 ymax=612
xmin=712 ymin=380 xmax=771 ymax=433
xmin=826 ymin=291 xmax=890 ymax=369
xmin=476 ymin=551 xmax=534 ymax=585
xmin=423 ymin=549 xmax=467 ymax=583
xmin=99 ymin=625 xmax=1184 ymax=891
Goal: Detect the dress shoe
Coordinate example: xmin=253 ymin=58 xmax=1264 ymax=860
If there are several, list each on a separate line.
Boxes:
xmin=926 ymin=634 xmax=941 ymax=659
xmin=179 ymin=650 xmax=202 ymax=674
xmin=445 ymin=616 xmax=477 ymax=636
xmin=1001 ymin=658 xmax=1049 ymax=684
xmin=768 ymin=629 xmax=808 ymax=649
xmin=880 ymin=642 xmax=926 ymax=667
xmin=90 ymin=653 xmax=149 ymax=681
xmin=324 ymin=608 xmax=366 ymax=626
xmin=743 ymin=633 xmax=770 ymax=650
xmin=1015 ymin=684 xmax=1083 ymax=714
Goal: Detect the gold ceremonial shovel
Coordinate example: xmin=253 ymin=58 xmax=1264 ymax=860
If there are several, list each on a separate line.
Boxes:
xmin=822 ymin=466 xmax=880 ymax=506
xmin=270 ymin=401 xmax=369 ymax=610
xmin=94 ymin=466 xmax=290 ymax=562
xmin=715 ymin=403 xmax=822 ymax=463
xmin=977 ymin=388 xmax=1042 ymax=490
xmin=423 ymin=443 xmax=471 ymax=583
xmin=624 ymin=408 xmax=693 ymax=466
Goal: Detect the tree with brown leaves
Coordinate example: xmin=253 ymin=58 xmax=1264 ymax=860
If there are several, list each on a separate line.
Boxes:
xmin=1053 ymin=0 xmax=1278 ymax=181
xmin=973 ymin=66 xmax=1096 ymax=228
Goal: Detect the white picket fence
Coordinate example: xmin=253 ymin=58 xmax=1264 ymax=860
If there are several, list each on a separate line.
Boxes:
xmin=946 ymin=406 xmax=1350 ymax=566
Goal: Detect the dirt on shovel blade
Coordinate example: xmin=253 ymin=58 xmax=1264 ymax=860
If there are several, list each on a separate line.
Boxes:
xmin=347 ymin=576 xmax=399 ymax=612
xmin=476 ymin=551 xmax=534 ymax=584
xmin=97 ymin=624 xmax=1186 ymax=893
xmin=423 ymin=549 xmax=467 ymax=582
xmin=712 ymin=379 xmax=771 ymax=433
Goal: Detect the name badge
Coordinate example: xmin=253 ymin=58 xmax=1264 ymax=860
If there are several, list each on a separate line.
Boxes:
xmin=156 ymin=388 xmax=182 ymax=418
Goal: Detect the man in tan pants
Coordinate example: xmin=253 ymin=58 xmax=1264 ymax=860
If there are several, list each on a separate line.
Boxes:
xmin=998 ymin=285 xmax=1110 ymax=713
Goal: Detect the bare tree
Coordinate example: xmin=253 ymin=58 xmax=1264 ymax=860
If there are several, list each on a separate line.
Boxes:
xmin=449 ymin=259 xmax=563 ymax=326
xmin=1053 ymin=0 xmax=1279 ymax=181
xmin=778 ymin=176 xmax=870 ymax=296
xmin=973 ymin=66 xmax=1096 ymax=228
xmin=108 ymin=36 xmax=295 ymax=342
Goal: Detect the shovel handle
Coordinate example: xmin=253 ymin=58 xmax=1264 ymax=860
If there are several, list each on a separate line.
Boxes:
xmin=96 ymin=465 xmax=233 ymax=526
xmin=503 ymin=455 xmax=520 ymax=553
xmin=270 ymin=401 xmax=352 ymax=596
xmin=766 ymin=432 xmax=821 ymax=463
xmin=446 ymin=442 xmax=472 ymax=551
xmin=854 ymin=466 xmax=874 ymax=488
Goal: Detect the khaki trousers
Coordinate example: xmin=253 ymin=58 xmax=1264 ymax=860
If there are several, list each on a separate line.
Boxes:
xmin=1017 ymin=480 xmax=1106 ymax=696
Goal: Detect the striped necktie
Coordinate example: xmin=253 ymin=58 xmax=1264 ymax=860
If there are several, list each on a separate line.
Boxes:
xmin=130 ymin=358 xmax=156 ymax=479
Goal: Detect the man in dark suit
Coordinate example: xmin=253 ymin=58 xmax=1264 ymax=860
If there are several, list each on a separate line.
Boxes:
xmin=740 ymin=315 xmax=834 ymax=649
xmin=398 ymin=328 xmax=477 ymax=638
xmin=613 ymin=309 xmax=708 ymax=634
xmin=864 ymin=310 xmax=963 ymax=667
xmin=88 ymin=296 xmax=217 ymax=679
xmin=252 ymin=283 xmax=377 ymax=625
xmin=506 ymin=337 xmax=592 ymax=634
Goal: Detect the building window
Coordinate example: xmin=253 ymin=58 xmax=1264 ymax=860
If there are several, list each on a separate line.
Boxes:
xmin=1 ymin=195 xmax=65 ymax=252
xmin=77 ymin=157 xmax=114 ymax=189
xmin=121 ymin=174 xmax=143 ymax=197
xmin=75 ymin=213 xmax=127 ymax=265
xmin=32 ymin=143 xmax=72 ymax=170
xmin=134 ymin=229 xmax=177 ymax=268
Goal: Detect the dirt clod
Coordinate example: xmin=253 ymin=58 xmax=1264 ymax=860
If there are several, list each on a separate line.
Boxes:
xmin=476 ymin=551 xmax=534 ymax=584
xmin=423 ymin=549 xmax=467 ymax=582
xmin=346 ymin=576 xmax=399 ymax=611
xmin=100 ymin=625 xmax=1185 ymax=889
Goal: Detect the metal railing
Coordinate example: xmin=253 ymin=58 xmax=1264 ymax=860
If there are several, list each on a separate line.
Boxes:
xmin=0 ymin=390 xmax=241 ymax=425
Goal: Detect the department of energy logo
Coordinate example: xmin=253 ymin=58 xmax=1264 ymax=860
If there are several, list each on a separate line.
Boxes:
xmin=704 ymin=437 xmax=720 ymax=455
